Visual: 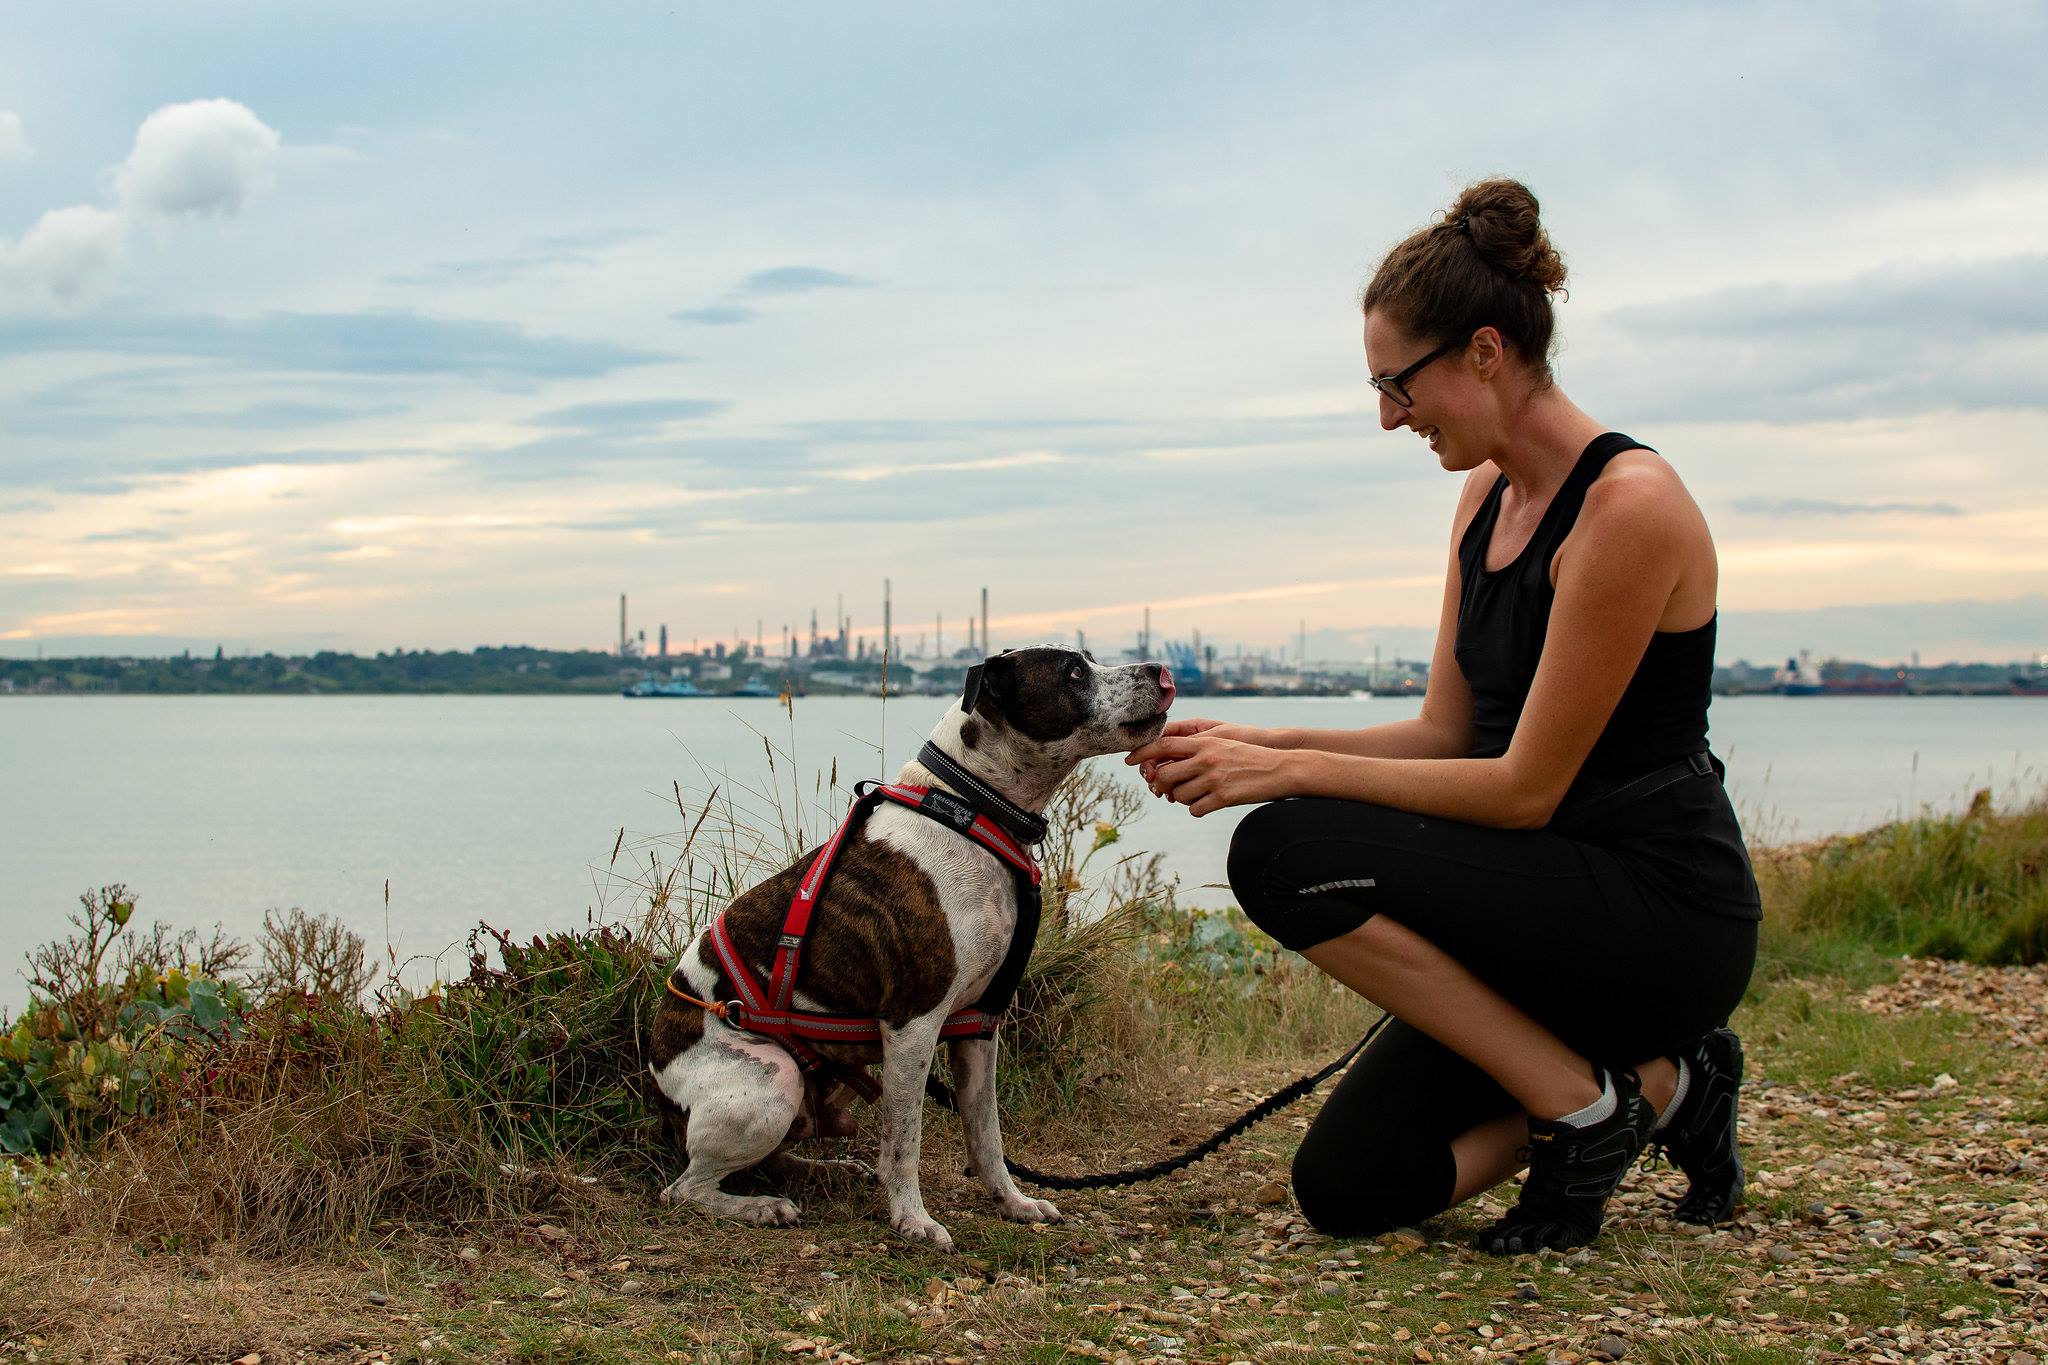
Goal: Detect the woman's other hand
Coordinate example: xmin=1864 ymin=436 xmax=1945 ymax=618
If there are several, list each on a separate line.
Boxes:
xmin=1124 ymin=731 xmax=1299 ymax=816
xmin=1128 ymin=717 xmax=1272 ymax=787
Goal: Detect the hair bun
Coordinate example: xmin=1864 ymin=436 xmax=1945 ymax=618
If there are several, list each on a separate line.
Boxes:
xmin=1448 ymin=178 xmax=1567 ymax=295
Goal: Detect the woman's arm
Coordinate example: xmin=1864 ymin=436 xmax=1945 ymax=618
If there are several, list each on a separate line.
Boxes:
xmin=1142 ymin=466 xmax=1693 ymax=825
xmin=1133 ymin=472 xmax=1487 ymax=793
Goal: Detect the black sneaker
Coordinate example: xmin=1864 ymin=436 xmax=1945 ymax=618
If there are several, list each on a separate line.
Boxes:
xmin=1475 ymin=1068 xmax=1657 ymax=1256
xmin=1651 ymin=1027 xmax=1746 ymax=1225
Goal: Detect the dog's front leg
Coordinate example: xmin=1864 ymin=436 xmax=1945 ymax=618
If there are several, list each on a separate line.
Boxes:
xmin=879 ymin=1014 xmax=952 ymax=1250
xmin=947 ymin=1035 xmax=1059 ymax=1222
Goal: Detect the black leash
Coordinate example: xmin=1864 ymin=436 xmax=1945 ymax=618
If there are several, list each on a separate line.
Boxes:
xmin=924 ymin=1013 xmax=1390 ymax=1191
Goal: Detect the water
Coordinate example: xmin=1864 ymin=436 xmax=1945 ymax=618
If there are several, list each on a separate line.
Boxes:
xmin=3 ymin=693 xmax=2045 ymax=1009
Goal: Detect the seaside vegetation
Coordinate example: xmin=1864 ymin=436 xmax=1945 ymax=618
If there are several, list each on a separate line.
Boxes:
xmin=2 ymin=774 xmax=2043 ymax=1360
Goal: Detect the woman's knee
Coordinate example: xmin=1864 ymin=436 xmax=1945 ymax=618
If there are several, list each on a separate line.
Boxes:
xmin=1290 ymin=1121 xmax=1457 ymax=1237
xmin=1225 ymin=801 xmax=1295 ymax=931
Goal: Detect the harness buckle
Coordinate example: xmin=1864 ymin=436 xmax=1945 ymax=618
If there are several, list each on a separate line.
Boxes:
xmin=777 ymin=933 xmax=805 ymax=949
xmin=1687 ymin=751 xmax=1713 ymax=777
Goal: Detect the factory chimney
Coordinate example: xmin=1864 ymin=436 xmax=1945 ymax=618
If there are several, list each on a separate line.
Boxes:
xmin=981 ymin=587 xmax=989 ymax=656
xmin=619 ymin=594 xmax=628 ymax=656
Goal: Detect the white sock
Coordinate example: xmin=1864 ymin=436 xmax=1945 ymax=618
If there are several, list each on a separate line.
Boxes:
xmin=1555 ymin=1069 xmax=1617 ymax=1128
xmin=1654 ymin=1058 xmax=1691 ymax=1132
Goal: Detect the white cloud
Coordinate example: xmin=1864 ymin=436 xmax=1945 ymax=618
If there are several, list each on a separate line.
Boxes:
xmin=3 ymin=204 xmax=126 ymax=304
xmin=1 ymin=99 xmax=281 ymax=307
xmin=111 ymin=98 xmax=280 ymax=219
xmin=0 ymin=111 xmax=30 ymax=163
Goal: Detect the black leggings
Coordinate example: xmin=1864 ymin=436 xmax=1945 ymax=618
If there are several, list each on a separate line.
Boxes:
xmin=1226 ymin=797 xmax=1756 ymax=1237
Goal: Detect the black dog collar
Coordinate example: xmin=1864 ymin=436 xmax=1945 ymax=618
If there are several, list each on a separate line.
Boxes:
xmin=917 ymin=740 xmax=1049 ymax=847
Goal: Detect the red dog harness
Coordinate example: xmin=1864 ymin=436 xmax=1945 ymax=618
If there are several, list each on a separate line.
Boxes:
xmin=671 ymin=778 xmax=1043 ymax=1102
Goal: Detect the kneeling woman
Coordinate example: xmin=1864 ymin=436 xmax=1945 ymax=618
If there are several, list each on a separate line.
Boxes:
xmin=1131 ymin=179 xmax=1761 ymax=1254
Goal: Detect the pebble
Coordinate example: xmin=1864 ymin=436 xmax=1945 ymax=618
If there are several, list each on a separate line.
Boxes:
xmin=1253 ymin=1181 xmax=1289 ymax=1206
xmin=457 ymin=1247 xmax=481 ymax=1266
xmin=366 ymin=1290 xmax=388 ymax=1307
xmin=1591 ymin=1335 xmax=1630 ymax=1361
xmin=618 ymin=1280 xmax=648 ymax=1296
xmin=1767 ymin=1245 xmax=1798 ymax=1265
xmin=1511 ymin=1282 xmax=1540 ymax=1301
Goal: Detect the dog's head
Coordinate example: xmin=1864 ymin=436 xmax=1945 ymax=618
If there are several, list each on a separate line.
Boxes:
xmin=955 ymin=646 xmax=1174 ymax=772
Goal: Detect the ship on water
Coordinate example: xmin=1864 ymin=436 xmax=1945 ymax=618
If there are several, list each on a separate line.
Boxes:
xmin=622 ymin=675 xmax=706 ymax=699
xmin=2015 ymin=656 xmax=2048 ymax=696
xmin=1772 ymin=650 xmax=1909 ymax=696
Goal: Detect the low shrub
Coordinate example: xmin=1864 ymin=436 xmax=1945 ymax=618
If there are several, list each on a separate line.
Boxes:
xmin=1758 ymin=789 xmax=2048 ymax=974
xmin=1 ymin=886 xmax=249 ymax=1157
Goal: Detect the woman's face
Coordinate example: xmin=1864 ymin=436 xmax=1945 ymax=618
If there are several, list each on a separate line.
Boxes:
xmin=1363 ymin=310 xmax=1488 ymax=472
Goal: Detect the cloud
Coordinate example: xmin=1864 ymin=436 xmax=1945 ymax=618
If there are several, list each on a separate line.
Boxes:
xmin=111 ymin=98 xmax=281 ymax=219
xmin=3 ymin=205 xmax=125 ymax=305
xmin=1615 ymin=254 xmax=2048 ymax=343
xmin=1731 ymin=497 xmax=1967 ymax=518
xmin=530 ymin=398 xmax=728 ymax=434
xmin=385 ymin=228 xmax=648 ymax=288
xmin=1 ymin=100 xmax=282 ymax=306
xmin=738 ymin=266 xmax=868 ymax=295
xmin=1601 ymin=252 xmax=2048 ymax=422
xmin=0 ymin=311 xmax=673 ymax=380
xmin=671 ymin=305 xmax=758 ymax=326
xmin=0 ymin=111 xmax=29 ymax=163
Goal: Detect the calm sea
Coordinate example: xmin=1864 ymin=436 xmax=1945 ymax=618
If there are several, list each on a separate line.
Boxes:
xmin=4 ymin=693 xmax=2045 ymax=1009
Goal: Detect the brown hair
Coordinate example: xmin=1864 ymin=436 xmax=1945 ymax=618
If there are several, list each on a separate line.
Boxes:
xmin=1362 ymin=178 xmax=1568 ymax=379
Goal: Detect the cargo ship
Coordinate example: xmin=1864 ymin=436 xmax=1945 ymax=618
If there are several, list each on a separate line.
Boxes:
xmin=1773 ymin=651 xmax=1910 ymax=696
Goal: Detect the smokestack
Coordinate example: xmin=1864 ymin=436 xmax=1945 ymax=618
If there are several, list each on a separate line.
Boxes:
xmin=659 ymin=624 xmax=667 ymax=658
xmin=1143 ymin=605 xmax=1151 ymax=657
xmin=809 ymin=608 xmax=818 ymax=657
xmin=981 ymin=587 xmax=989 ymax=656
xmin=619 ymin=594 xmax=627 ymax=656
xmin=883 ymin=579 xmax=892 ymax=667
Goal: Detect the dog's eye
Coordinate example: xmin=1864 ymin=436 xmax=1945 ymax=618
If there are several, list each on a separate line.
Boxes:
xmin=1067 ymin=662 xmax=1086 ymax=683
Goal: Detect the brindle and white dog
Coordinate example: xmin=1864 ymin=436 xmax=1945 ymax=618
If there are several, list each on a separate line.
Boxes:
xmin=647 ymin=647 xmax=1174 ymax=1249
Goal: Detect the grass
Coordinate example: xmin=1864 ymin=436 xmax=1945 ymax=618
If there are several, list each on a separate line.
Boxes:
xmin=2 ymin=782 xmax=2045 ymax=1361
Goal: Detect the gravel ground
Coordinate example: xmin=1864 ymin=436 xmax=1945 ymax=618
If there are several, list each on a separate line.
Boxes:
xmin=2 ymin=959 xmax=2043 ymax=1364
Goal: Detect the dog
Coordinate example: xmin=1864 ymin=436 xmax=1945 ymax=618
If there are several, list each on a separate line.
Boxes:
xmin=646 ymin=646 xmax=1174 ymax=1249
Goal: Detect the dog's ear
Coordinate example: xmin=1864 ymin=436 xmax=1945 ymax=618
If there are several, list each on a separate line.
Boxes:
xmin=968 ymin=651 xmax=1017 ymax=721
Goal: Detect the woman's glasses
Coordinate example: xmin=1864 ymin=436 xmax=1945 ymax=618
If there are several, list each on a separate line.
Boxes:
xmin=1367 ymin=339 xmax=1461 ymax=408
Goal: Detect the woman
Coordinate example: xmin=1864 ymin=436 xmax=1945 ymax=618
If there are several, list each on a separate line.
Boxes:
xmin=1129 ymin=179 xmax=1761 ymax=1254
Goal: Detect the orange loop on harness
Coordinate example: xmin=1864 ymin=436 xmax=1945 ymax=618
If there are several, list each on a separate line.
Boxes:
xmin=665 ymin=976 xmax=730 ymax=1018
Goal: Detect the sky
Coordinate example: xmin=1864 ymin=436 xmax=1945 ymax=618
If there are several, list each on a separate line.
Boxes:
xmin=2 ymin=3 xmax=2045 ymax=667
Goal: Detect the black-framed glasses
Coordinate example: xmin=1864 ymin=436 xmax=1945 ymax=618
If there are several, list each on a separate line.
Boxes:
xmin=1367 ymin=339 xmax=1461 ymax=408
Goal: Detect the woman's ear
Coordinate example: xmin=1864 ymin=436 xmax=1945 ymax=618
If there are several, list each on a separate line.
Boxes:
xmin=1469 ymin=326 xmax=1505 ymax=379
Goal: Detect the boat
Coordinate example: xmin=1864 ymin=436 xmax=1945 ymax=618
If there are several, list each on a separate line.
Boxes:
xmin=622 ymin=675 xmax=706 ymax=698
xmin=1771 ymin=653 xmax=1823 ymax=696
xmin=2016 ymin=664 xmax=2048 ymax=697
xmin=732 ymin=678 xmax=776 ymax=698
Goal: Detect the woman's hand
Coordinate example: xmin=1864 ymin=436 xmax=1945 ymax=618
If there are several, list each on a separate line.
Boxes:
xmin=1128 ymin=717 xmax=1275 ymax=788
xmin=1124 ymin=731 xmax=1300 ymax=817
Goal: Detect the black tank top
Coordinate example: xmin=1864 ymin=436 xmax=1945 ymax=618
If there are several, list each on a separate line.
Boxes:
xmin=1455 ymin=432 xmax=1714 ymax=774
xmin=1454 ymin=431 xmax=1761 ymax=920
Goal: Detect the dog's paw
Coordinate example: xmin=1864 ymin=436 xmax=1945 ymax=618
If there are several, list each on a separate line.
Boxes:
xmin=741 ymin=1196 xmax=801 ymax=1227
xmin=891 ymin=1211 xmax=955 ymax=1251
xmin=996 ymin=1192 xmax=1061 ymax=1223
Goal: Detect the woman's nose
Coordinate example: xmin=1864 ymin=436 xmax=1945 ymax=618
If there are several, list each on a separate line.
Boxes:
xmin=1378 ymin=393 xmax=1406 ymax=431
